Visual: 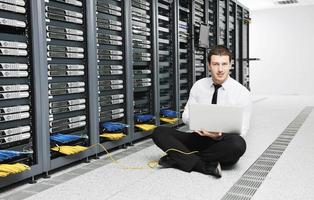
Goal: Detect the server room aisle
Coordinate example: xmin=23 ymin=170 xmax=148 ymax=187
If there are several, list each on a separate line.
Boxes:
xmin=0 ymin=95 xmax=314 ymax=200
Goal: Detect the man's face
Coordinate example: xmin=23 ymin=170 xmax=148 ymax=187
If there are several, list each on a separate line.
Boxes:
xmin=208 ymin=55 xmax=231 ymax=85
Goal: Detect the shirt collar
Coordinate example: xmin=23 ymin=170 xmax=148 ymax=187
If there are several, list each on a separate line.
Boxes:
xmin=211 ymin=76 xmax=231 ymax=90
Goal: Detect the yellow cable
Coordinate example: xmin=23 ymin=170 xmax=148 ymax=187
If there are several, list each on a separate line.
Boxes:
xmin=50 ymin=142 xmax=199 ymax=170
xmin=51 ymin=145 xmax=88 ymax=155
xmin=94 ymin=143 xmax=199 ymax=170
xmin=2 ymin=144 xmax=194 ymax=177
xmin=99 ymin=133 xmax=126 ymax=140
xmin=160 ymin=117 xmax=178 ymax=124
xmin=0 ymin=163 xmax=30 ymax=177
xmin=97 ymin=143 xmax=149 ymax=170
xmin=135 ymin=124 xmax=157 ymax=131
xmin=0 ymin=171 xmax=10 ymax=177
xmin=164 ymin=148 xmax=199 ymax=155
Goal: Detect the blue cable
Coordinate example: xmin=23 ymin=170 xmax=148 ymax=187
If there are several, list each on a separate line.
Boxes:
xmin=134 ymin=114 xmax=154 ymax=123
xmin=0 ymin=150 xmax=31 ymax=162
xmin=50 ymin=133 xmax=83 ymax=144
xmin=160 ymin=109 xmax=177 ymax=118
xmin=101 ymin=122 xmax=128 ymax=132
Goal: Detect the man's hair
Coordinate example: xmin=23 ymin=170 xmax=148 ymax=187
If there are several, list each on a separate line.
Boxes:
xmin=208 ymin=45 xmax=232 ymax=64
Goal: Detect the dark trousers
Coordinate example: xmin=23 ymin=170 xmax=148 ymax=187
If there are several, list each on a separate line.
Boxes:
xmin=152 ymin=126 xmax=246 ymax=172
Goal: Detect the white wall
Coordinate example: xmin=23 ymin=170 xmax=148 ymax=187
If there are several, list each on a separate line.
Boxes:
xmin=249 ymin=5 xmax=314 ymax=95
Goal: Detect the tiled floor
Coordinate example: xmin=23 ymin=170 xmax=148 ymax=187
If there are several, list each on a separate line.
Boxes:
xmin=1 ymin=95 xmax=314 ymax=200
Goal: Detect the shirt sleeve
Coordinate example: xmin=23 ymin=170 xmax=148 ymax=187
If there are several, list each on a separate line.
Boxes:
xmin=182 ymin=85 xmax=198 ymax=125
xmin=240 ymin=89 xmax=253 ymax=137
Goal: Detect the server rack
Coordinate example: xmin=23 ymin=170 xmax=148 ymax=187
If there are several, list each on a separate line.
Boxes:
xmin=178 ymin=0 xmax=193 ymax=118
xmin=156 ymin=0 xmax=178 ymax=127
xmin=208 ymin=0 xmax=217 ymax=49
xmin=236 ymin=4 xmax=242 ymax=84
xmin=228 ymin=0 xmax=237 ymax=80
xmin=193 ymin=0 xmax=207 ymax=81
xmin=236 ymin=4 xmax=250 ymax=90
xmin=95 ymin=0 xmax=132 ymax=150
xmin=210 ymin=0 xmax=249 ymax=84
xmin=131 ymin=0 xmax=157 ymax=140
xmin=242 ymin=8 xmax=250 ymax=89
xmin=217 ymin=0 xmax=227 ymax=46
xmin=0 ymin=0 xmax=43 ymax=187
xmin=42 ymin=0 xmax=96 ymax=172
xmin=207 ymin=0 xmax=218 ymax=78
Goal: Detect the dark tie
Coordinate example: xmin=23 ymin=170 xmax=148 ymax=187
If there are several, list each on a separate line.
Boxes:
xmin=211 ymin=84 xmax=222 ymax=104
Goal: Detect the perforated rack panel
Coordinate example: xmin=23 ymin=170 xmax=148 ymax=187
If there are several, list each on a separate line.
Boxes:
xmin=194 ymin=0 xmax=207 ymax=80
xmin=131 ymin=0 xmax=156 ymax=135
xmin=95 ymin=0 xmax=129 ymax=143
xmin=44 ymin=0 xmax=89 ymax=159
xmin=218 ymin=0 xmax=227 ymax=45
xmin=228 ymin=0 xmax=236 ymax=79
xmin=242 ymin=9 xmax=250 ymax=89
xmin=157 ymin=0 xmax=177 ymax=125
xmin=208 ymin=0 xmax=217 ymax=48
xmin=178 ymin=0 xmax=192 ymax=114
xmin=0 ymin=0 xmax=34 ymax=166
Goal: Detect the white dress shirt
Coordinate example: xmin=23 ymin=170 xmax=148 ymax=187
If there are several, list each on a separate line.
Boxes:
xmin=182 ymin=76 xmax=252 ymax=136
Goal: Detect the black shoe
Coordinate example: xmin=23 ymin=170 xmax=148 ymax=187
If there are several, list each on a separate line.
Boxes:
xmin=204 ymin=162 xmax=222 ymax=178
xmin=158 ymin=155 xmax=177 ymax=168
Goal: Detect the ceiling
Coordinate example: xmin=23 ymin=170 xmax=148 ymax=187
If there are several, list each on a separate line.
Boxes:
xmin=237 ymin=0 xmax=314 ymax=10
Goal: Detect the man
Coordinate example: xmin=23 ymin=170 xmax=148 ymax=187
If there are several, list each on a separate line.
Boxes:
xmin=152 ymin=45 xmax=252 ymax=178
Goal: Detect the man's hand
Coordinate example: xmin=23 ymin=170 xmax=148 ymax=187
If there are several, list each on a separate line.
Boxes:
xmin=195 ymin=129 xmax=224 ymax=140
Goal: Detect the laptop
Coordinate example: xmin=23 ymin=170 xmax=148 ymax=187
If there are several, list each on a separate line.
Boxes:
xmin=188 ymin=103 xmax=245 ymax=134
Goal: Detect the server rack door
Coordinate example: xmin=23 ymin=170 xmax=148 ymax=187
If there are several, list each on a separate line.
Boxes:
xmin=157 ymin=0 xmax=179 ymax=127
xmin=218 ymin=0 xmax=238 ymax=79
xmin=207 ymin=0 xmax=218 ymax=79
xmin=0 ymin=0 xmax=43 ymax=187
xmin=236 ymin=4 xmax=243 ymax=85
xmin=131 ymin=0 xmax=157 ymax=140
xmin=217 ymin=0 xmax=227 ymax=46
xmin=178 ymin=0 xmax=193 ymax=122
xmin=44 ymin=0 xmax=94 ymax=170
xmin=96 ymin=0 xmax=132 ymax=149
xmin=242 ymin=9 xmax=250 ymax=90
xmin=208 ymin=0 xmax=217 ymax=49
xmin=228 ymin=0 xmax=237 ymax=80
xmin=193 ymin=0 xmax=207 ymax=81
